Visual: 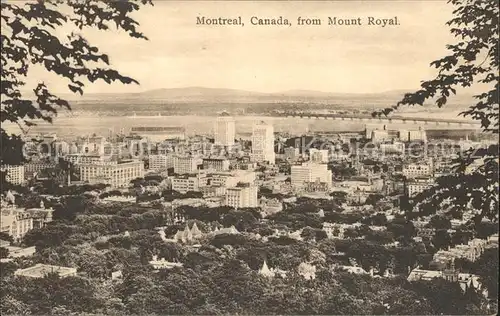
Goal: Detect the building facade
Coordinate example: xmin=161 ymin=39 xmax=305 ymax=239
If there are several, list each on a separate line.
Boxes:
xmin=130 ymin=126 xmax=186 ymax=142
xmin=208 ymin=170 xmax=256 ymax=188
xmin=284 ymin=147 xmax=300 ymax=161
xmin=64 ymin=154 xmax=106 ymax=165
xmin=380 ymin=142 xmax=405 ymax=154
xmin=309 ymin=148 xmax=329 ymax=163
xmin=171 ymin=172 xmax=208 ymax=193
xmin=1 ymin=165 xmax=25 ymax=185
xmin=79 ymin=160 xmax=144 ymax=188
xmin=225 ymin=183 xmax=258 ymax=208
xmin=291 ymin=163 xmax=332 ymax=189
xmin=24 ymin=161 xmax=58 ymax=179
xmin=251 ymin=121 xmax=275 ymax=164
xmin=409 ymin=128 xmax=428 ymax=142
xmin=1 ymin=207 xmax=34 ymax=241
xmin=403 ymin=163 xmax=433 ymax=178
xmin=214 ymin=113 xmax=236 ymax=147
xmin=174 ymin=156 xmax=200 ymax=174
xmin=408 ymin=177 xmax=433 ymax=197
xmin=203 ymin=158 xmax=230 ymax=171
xmin=149 ymin=154 xmax=175 ymax=171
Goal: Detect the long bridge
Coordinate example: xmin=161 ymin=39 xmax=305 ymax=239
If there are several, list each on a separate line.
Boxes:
xmin=274 ymin=112 xmax=480 ymax=127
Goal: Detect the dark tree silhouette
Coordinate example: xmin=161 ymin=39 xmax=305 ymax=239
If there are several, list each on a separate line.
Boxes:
xmin=1 ymin=0 xmax=153 ymax=179
xmin=374 ymin=0 xmax=499 ymax=224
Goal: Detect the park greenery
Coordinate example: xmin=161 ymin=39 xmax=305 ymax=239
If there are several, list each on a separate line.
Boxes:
xmin=1 ymin=194 xmax=498 ymax=315
xmin=374 ymin=0 xmax=499 ymax=224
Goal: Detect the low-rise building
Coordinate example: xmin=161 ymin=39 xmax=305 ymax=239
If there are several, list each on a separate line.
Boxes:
xmin=409 ymin=128 xmax=428 ymax=143
xmin=1 ymin=245 xmax=36 ymax=260
xmin=284 ymin=147 xmax=300 ymax=162
xmin=408 ymin=177 xmax=433 ymax=197
xmin=174 ymin=156 xmax=201 ymax=174
xmin=200 ymin=185 xmax=226 ymax=198
xmin=79 ymin=159 xmax=144 ymax=188
xmin=337 ymin=265 xmax=369 ymax=275
xmin=371 ymin=129 xmax=389 ymax=143
xmin=260 ymin=197 xmax=283 ymax=217
xmin=24 ymin=161 xmax=58 ymax=179
xmin=202 ymin=157 xmax=230 ymax=171
xmin=208 ymin=170 xmax=256 ymax=188
xmin=309 ymin=149 xmax=329 ymax=163
xmin=323 ymin=222 xmax=362 ymax=239
xmin=25 ymin=201 xmax=54 ymax=229
xmin=149 ymin=255 xmax=184 ymax=270
xmin=403 ymin=162 xmax=433 ymax=179
xmin=65 ymin=154 xmax=106 ymax=165
xmin=102 ymin=195 xmax=136 ymax=203
xmin=291 ymin=163 xmax=332 ymax=190
xmin=259 ymin=260 xmax=287 ymax=278
xmin=433 ymin=238 xmax=488 ymax=264
xmin=1 ymin=165 xmax=25 ymax=185
xmin=380 ymin=142 xmax=405 ymax=154
xmin=149 ymin=154 xmax=175 ymax=171
xmin=1 ymin=206 xmax=34 ymax=241
xmin=407 ymin=268 xmax=488 ymax=297
xmin=225 ymin=182 xmax=258 ymax=208
xmin=171 ymin=172 xmax=208 ymax=193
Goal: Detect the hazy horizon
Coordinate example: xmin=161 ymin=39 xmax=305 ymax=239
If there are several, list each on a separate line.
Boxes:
xmin=22 ymin=0 xmax=486 ymax=96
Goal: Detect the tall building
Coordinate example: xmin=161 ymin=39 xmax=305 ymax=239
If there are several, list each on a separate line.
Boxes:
xmin=251 ymin=121 xmax=275 ymax=164
xmin=225 ymin=182 xmax=258 ymax=208
xmin=79 ymin=160 xmax=144 ymax=188
xmin=1 ymin=165 xmax=25 ymax=185
xmin=214 ymin=112 xmax=236 ymax=147
xmin=291 ymin=163 xmax=332 ymax=189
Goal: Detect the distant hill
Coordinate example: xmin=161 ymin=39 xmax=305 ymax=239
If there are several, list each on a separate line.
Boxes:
xmin=56 ymin=86 xmax=475 ymax=116
xmin=65 ymin=86 xmax=474 ymax=103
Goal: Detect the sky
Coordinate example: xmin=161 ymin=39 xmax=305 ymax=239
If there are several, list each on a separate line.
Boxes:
xmin=27 ymin=0 xmax=459 ymax=94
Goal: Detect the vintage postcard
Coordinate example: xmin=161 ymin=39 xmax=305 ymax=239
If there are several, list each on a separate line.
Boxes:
xmin=1 ymin=0 xmax=498 ymax=315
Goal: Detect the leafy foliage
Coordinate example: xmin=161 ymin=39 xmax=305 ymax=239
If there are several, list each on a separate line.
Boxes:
xmin=373 ymin=0 xmax=499 ymax=223
xmin=1 ymin=0 xmax=152 ymax=171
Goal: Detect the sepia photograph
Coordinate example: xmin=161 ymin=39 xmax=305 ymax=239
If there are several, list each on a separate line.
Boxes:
xmin=0 ymin=0 xmax=498 ymax=315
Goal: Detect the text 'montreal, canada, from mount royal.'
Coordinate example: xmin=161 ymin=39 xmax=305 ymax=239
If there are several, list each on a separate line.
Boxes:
xmin=195 ymin=16 xmax=400 ymax=27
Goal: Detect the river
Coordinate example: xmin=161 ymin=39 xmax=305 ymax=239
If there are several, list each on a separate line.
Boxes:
xmin=2 ymin=112 xmax=477 ymax=140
